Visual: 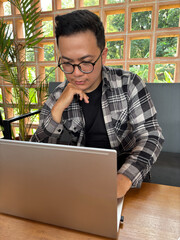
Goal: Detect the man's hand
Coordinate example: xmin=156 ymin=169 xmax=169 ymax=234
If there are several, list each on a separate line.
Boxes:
xmin=117 ymin=174 xmax=132 ymax=198
xmin=51 ymin=83 xmax=89 ymax=123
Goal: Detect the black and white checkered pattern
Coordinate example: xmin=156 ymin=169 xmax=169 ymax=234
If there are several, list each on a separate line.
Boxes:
xmin=31 ymin=66 xmax=164 ymax=187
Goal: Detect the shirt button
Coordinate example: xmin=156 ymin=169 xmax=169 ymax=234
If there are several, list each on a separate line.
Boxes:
xmin=58 ymin=129 xmax=61 ymax=133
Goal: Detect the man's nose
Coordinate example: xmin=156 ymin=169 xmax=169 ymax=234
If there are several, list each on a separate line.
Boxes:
xmin=72 ymin=65 xmax=84 ymax=76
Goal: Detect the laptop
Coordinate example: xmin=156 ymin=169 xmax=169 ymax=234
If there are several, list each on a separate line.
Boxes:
xmin=0 ymin=139 xmax=123 ymax=239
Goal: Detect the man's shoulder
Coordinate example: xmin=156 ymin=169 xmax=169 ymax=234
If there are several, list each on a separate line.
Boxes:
xmin=102 ymin=66 xmax=138 ymax=89
xmin=49 ymin=80 xmax=68 ymax=97
xmin=44 ymin=80 xmax=68 ymax=108
xmin=103 ymin=66 xmax=135 ymax=78
xmin=52 ymin=80 xmax=68 ymax=92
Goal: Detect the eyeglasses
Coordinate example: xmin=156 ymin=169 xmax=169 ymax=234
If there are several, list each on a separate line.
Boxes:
xmin=58 ymin=50 xmax=103 ymax=74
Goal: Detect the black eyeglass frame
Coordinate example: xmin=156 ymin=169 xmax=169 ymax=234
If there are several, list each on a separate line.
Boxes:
xmin=58 ymin=49 xmax=104 ymax=74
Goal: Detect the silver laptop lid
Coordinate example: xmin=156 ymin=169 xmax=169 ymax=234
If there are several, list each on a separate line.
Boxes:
xmin=0 ymin=139 xmax=121 ymax=238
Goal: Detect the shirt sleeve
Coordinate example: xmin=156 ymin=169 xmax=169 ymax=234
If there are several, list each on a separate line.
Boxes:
xmin=118 ymin=74 xmax=164 ymax=188
xmin=30 ymin=91 xmax=64 ymax=143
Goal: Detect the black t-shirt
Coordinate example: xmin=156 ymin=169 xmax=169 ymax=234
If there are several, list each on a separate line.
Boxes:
xmin=80 ymin=82 xmax=111 ymax=149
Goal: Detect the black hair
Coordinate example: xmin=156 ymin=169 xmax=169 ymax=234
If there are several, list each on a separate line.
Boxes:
xmin=55 ymin=10 xmax=105 ymax=50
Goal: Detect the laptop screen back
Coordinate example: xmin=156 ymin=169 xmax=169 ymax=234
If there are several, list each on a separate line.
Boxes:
xmin=0 ymin=139 xmax=120 ymax=238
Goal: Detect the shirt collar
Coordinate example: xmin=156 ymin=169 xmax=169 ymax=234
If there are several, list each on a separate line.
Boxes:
xmin=102 ymin=66 xmax=114 ymax=91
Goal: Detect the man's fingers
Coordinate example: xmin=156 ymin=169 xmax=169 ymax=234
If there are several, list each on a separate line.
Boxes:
xmin=84 ymin=94 xmax=89 ymax=103
xmin=64 ymin=83 xmax=89 ymax=104
xmin=78 ymin=92 xmax=89 ymax=103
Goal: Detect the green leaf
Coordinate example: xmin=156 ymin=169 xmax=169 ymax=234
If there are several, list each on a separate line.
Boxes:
xmin=164 ymin=71 xmax=173 ymax=83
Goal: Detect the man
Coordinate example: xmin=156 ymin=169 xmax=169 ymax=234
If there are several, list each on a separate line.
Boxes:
xmin=31 ymin=10 xmax=164 ymax=198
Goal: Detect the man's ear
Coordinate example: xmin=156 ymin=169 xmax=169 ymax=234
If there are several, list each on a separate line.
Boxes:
xmin=102 ymin=48 xmax=108 ymax=65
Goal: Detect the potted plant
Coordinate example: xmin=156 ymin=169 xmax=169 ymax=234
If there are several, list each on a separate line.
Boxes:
xmin=0 ymin=0 xmax=52 ymax=140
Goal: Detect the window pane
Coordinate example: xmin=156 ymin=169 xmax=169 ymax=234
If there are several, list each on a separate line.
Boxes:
xmin=13 ymin=107 xmax=19 ymax=116
xmin=27 ymin=67 xmax=36 ymax=84
xmin=158 ymin=8 xmax=180 ymax=29
xmin=30 ymin=128 xmax=38 ymax=135
xmin=42 ymin=20 xmax=53 ymax=37
xmin=83 ymin=0 xmax=99 ymax=7
xmin=106 ymin=65 xmax=123 ymax=69
xmin=41 ymin=0 xmax=52 ymax=11
xmin=8 ymin=69 xmax=17 ymax=92
xmin=30 ymin=109 xmax=39 ymax=124
xmin=130 ymin=39 xmax=150 ymax=58
xmin=131 ymin=11 xmax=152 ymax=31
xmin=45 ymin=67 xmax=56 ymax=82
xmin=22 ymin=23 xmax=26 ymax=38
xmin=0 ymin=106 xmax=5 ymax=138
xmin=5 ymin=23 xmax=13 ymax=39
xmin=61 ymin=0 xmax=75 ymax=9
xmin=107 ymin=40 xmax=124 ymax=59
xmin=0 ymin=107 xmax=5 ymax=117
xmin=26 ymin=48 xmax=35 ymax=62
xmin=129 ymin=64 xmax=149 ymax=82
xmin=156 ymin=37 xmax=178 ymax=57
xmin=106 ymin=0 xmax=125 ymax=3
xmin=154 ymin=64 xmax=175 ymax=83
xmin=12 ymin=88 xmax=17 ymax=104
xmin=13 ymin=127 xmax=19 ymax=138
xmin=0 ymin=88 xmax=3 ymax=103
xmin=44 ymin=44 xmax=55 ymax=61
xmin=106 ymin=13 xmax=124 ymax=33
xmin=29 ymin=88 xmax=38 ymax=104
xmin=3 ymin=2 xmax=11 ymax=16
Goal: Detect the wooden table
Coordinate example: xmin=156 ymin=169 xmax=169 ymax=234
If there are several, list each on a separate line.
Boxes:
xmin=0 ymin=183 xmax=179 ymax=240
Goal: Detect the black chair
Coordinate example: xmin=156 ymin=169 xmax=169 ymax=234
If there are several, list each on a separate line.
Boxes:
xmin=0 ymin=110 xmax=41 ymax=139
xmin=49 ymin=82 xmax=180 ymax=152
xmin=1 ymin=82 xmax=180 ymax=186
xmin=0 ymin=111 xmax=5 ymax=137
xmin=146 ymin=83 xmax=180 ymax=187
xmin=47 ymin=82 xmax=180 ymax=187
xmin=0 ymin=82 xmax=60 ymax=140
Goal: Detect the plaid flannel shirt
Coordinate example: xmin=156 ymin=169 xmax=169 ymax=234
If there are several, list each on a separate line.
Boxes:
xmin=31 ymin=66 xmax=164 ymax=187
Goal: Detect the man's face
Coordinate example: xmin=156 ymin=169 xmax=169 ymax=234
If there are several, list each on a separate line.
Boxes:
xmin=58 ymin=30 xmax=107 ymax=93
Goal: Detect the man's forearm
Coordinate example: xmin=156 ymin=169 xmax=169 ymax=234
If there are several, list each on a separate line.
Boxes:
xmin=117 ymin=174 xmax=132 ymax=198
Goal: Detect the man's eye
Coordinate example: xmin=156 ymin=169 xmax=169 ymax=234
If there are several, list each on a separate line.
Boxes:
xmin=81 ymin=62 xmax=92 ymax=65
xmin=63 ymin=62 xmax=71 ymax=65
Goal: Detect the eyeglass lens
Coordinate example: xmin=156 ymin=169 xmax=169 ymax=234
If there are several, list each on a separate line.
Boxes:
xmin=60 ymin=62 xmax=94 ymax=74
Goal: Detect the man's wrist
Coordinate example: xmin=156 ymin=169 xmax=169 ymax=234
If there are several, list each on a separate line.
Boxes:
xmin=117 ymin=174 xmax=132 ymax=198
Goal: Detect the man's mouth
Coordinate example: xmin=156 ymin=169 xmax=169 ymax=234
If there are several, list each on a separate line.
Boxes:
xmin=74 ymin=80 xmax=86 ymax=85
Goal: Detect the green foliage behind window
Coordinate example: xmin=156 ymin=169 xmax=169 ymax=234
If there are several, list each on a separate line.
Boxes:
xmin=106 ymin=0 xmax=125 ymax=3
xmin=107 ymin=65 xmax=123 ymax=69
xmin=156 ymin=37 xmax=178 ymax=57
xmin=27 ymin=67 xmax=36 ymax=84
xmin=154 ymin=64 xmax=175 ymax=83
xmin=107 ymin=14 xmax=124 ymax=32
xmin=26 ymin=48 xmax=35 ymax=61
xmin=131 ymin=11 xmax=152 ymax=31
xmin=83 ymin=0 xmax=99 ymax=6
xmin=42 ymin=20 xmax=53 ymax=37
xmin=130 ymin=65 xmax=149 ymax=82
xmin=3 ymin=2 xmax=11 ymax=15
xmin=44 ymin=44 xmax=54 ymax=61
xmin=0 ymin=89 xmax=2 ymax=103
xmin=130 ymin=39 xmax=150 ymax=58
xmin=29 ymin=88 xmax=38 ymax=104
xmin=45 ymin=67 xmax=56 ymax=82
xmin=107 ymin=41 xmax=124 ymax=59
xmin=158 ymin=8 xmax=180 ymax=28
xmin=41 ymin=0 xmax=52 ymax=11
xmin=61 ymin=0 xmax=74 ymax=8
